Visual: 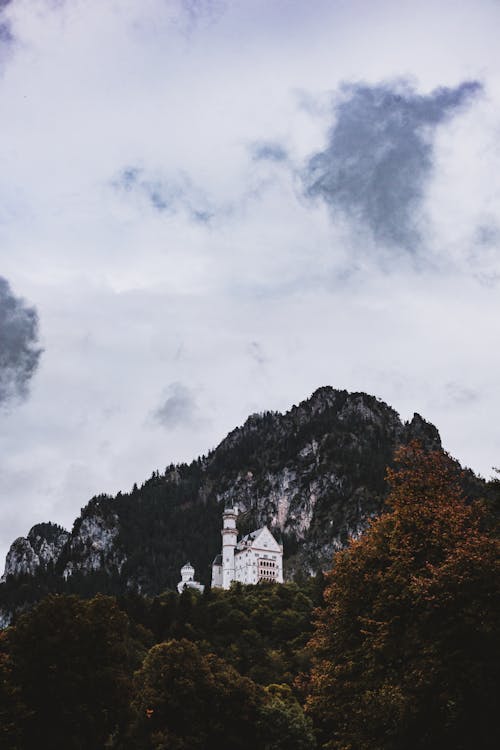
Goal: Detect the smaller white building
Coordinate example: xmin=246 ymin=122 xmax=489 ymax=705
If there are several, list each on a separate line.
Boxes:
xmin=212 ymin=505 xmax=283 ymax=589
xmin=177 ymin=562 xmax=205 ymax=594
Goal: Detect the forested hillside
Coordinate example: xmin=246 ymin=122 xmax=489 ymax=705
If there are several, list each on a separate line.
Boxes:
xmin=2 ymin=387 xmax=498 ymax=626
xmin=1 ymin=444 xmax=498 ymax=750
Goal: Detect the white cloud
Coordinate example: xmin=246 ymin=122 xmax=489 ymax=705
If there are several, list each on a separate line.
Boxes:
xmin=1 ymin=0 xmax=500 ymax=564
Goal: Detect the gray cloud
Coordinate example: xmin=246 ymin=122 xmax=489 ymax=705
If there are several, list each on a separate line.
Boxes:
xmin=249 ymin=341 xmax=268 ymax=366
xmin=113 ymin=166 xmax=213 ymax=223
xmin=250 ymin=141 xmax=288 ymax=163
xmin=115 ymin=167 xmax=172 ymax=212
xmin=0 ymin=0 xmax=13 ymax=50
xmin=153 ymin=383 xmax=199 ymax=430
xmin=304 ymin=80 xmax=482 ymax=249
xmin=445 ymin=382 xmax=479 ymax=406
xmin=181 ymin=0 xmax=225 ymax=24
xmin=475 ymin=222 xmax=500 ymax=247
xmin=0 ymin=277 xmax=42 ymax=406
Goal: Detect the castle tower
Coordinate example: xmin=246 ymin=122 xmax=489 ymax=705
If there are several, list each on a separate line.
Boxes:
xmin=177 ymin=562 xmax=204 ymax=594
xmin=178 ymin=562 xmax=194 ymax=589
xmin=221 ymin=504 xmax=238 ymax=590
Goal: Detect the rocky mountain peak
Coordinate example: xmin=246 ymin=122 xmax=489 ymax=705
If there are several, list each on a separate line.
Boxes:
xmin=1 ymin=522 xmax=69 ymax=581
xmin=404 ymin=412 xmax=442 ymax=450
xmin=293 ymin=385 xmax=340 ymax=416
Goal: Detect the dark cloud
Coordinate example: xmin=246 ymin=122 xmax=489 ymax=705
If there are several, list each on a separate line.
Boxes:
xmin=0 ymin=277 xmax=43 ymax=406
xmin=0 ymin=0 xmax=13 ymax=48
xmin=153 ymin=383 xmax=198 ymax=430
xmin=304 ymin=80 xmax=482 ymax=249
xmin=115 ymin=167 xmax=172 ymax=212
xmin=250 ymin=141 xmax=288 ymax=163
xmin=0 ymin=20 xmax=12 ymax=45
xmin=113 ymin=166 xmax=213 ymax=222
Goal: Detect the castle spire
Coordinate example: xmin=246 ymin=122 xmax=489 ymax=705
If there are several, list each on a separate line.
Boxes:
xmin=221 ymin=504 xmax=238 ymax=590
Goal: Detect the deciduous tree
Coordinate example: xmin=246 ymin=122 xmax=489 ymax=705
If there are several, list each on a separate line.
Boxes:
xmin=305 ymin=443 xmax=499 ymax=750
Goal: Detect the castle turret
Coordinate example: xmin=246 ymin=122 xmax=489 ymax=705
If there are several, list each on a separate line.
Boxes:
xmin=177 ymin=562 xmax=204 ymax=594
xmin=222 ymin=504 xmax=238 ymax=590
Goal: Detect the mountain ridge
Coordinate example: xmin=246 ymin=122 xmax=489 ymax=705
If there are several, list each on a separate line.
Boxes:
xmin=0 ymin=386 xmax=485 ymax=626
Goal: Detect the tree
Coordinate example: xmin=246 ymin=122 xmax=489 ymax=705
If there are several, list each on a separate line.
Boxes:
xmin=6 ymin=594 xmax=137 ymax=750
xmin=128 ymin=638 xmax=262 ymax=750
xmin=304 ymin=443 xmax=500 ymax=750
xmin=0 ymin=632 xmax=28 ymax=750
xmin=257 ymin=684 xmax=316 ymax=750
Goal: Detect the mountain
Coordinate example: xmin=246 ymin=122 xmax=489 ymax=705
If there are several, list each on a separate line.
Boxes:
xmin=0 ymin=386 xmax=490 ymax=626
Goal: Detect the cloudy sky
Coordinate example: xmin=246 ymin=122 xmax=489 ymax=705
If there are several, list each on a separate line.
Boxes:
xmin=1 ymin=0 xmax=500 ymax=565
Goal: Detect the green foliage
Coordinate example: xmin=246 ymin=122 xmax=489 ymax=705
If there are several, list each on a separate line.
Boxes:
xmin=118 ymin=581 xmax=317 ymax=686
xmin=4 ymin=594 xmax=139 ymax=750
xmin=1 ymin=582 xmax=318 ymax=748
xmin=0 ymin=634 xmax=27 ymax=750
xmin=128 ymin=639 xmax=262 ymax=750
xmin=258 ymin=684 xmax=316 ymax=750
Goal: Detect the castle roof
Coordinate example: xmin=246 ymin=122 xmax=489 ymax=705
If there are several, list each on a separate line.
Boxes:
xmin=236 ymin=525 xmax=282 ymax=553
xmin=239 ymin=526 xmax=267 ymax=545
xmin=212 ymin=554 xmax=222 ymax=566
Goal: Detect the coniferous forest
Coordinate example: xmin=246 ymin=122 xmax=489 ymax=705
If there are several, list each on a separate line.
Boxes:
xmin=1 ymin=443 xmax=498 ymax=750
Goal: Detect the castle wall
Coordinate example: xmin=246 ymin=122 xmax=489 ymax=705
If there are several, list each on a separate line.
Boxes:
xmin=211 ymin=563 xmax=223 ymax=588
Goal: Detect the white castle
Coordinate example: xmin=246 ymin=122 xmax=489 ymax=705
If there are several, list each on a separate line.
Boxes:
xmin=211 ymin=504 xmax=283 ymax=589
xmin=177 ymin=562 xmax=205 ymax=594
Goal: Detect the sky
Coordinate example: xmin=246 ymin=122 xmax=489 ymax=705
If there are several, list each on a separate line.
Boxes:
xmin=1 ymin=0 xmax=500 ymax=566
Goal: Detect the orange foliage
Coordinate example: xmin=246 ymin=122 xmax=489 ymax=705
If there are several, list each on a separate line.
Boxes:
xmin=304 ymin=443 xmax=499 ymax=750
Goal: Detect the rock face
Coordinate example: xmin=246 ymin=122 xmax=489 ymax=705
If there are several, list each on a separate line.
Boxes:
xmin=61 ymin=508 xmax=126 ymax=580
xmin=209 ymin=389 xmax=441 ymax=575
xmin=1 ymin=523 xmax=70 ymax=581
xmin=1 ymin=387 xmax=447 ymax=620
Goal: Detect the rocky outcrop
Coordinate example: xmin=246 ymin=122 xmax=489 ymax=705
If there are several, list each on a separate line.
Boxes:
xmin=1 ymin=523 xmax=69 ymax=581
xmin=2 ymin=537 xmax=41 ymax=579
xmin=210 ymin=389 xmax=442 ymax=574
xmin=1 ymin=508 xmax=125 ymax=584
xmin=403 ymin=412 xmax=442 ymax=448
xmin=62 ymin=508 xmax=126 ymax=580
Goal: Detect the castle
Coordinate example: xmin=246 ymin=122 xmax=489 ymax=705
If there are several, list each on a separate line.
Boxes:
xmin=177 ymin=562 xmax=205 ymax=594
xmin=211 ymin=505 xmax=283 ymax=589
